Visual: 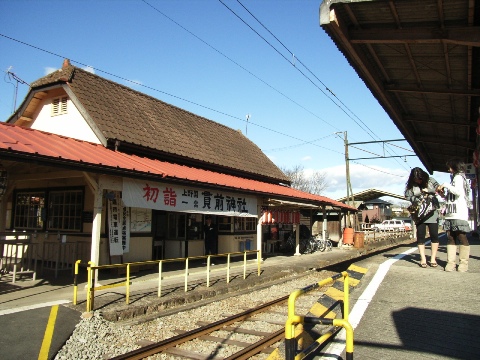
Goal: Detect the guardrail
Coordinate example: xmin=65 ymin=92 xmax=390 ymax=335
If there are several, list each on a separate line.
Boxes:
xmin=82 ymin=250 xmax=261 ymax=312
xmin=42 ymin=241 xmax=90 ymax=278
xmin=285 ymin=271 xmax=353 ymax=360
xmin=362 ymin=229 xmax=410 ymax=244
xmin=0 ymin=233 xmax=38 ymax=283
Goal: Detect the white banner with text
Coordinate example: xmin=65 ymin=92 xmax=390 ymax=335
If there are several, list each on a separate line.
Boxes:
xmin=122 ymin=178 xmax=257 ymax=217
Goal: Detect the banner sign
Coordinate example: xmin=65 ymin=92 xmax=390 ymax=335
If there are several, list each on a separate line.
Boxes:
xmin=465 ymin=163 xmax=477 ymax=180
xmin=122 ymin=178 xmax=257 ymax=217
xmin=108 ymin=191 xmax=130 ymax=255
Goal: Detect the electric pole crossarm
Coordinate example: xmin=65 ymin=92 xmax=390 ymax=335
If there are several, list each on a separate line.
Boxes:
xmin=348 ymin=139 xmax=406 ymax=146
xmin=348 ymin=154 xmax=417 ymax=161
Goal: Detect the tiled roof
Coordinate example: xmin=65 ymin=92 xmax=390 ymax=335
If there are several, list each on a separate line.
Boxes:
xmin=28 ymin=62 xmax=290 ymax=184
xmin=0 ymin=122 xmax=355 ymax=210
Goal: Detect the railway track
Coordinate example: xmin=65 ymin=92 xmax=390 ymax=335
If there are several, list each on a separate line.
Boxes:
xmin=109 ymin=284 xmax=332 ymax=360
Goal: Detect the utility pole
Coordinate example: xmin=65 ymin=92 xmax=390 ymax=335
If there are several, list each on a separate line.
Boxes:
xmin=343 ymin=131 xmax=354 ymax=227
xmin=344 ymin=131 xmax=350 ymax=206
xmin=336 ymin=131 xmax=354 ymax=228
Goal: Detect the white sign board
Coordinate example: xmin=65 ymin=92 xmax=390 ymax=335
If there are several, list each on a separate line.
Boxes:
xmin=465 ymin=163 xmax=476 ymax=180
xmin=122 ymin=179 xmax=257 ymax=217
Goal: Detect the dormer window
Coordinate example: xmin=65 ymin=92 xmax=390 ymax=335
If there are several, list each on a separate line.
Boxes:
xmin=51 ymin=96 xmax=68 ymax=116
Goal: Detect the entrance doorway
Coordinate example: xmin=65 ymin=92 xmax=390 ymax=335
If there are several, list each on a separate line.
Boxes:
xmin=152 ymin=210 xmax=167 ymax=260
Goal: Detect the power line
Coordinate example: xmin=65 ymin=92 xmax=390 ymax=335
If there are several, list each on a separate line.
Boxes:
xmin=139 ymin=0 xmax=338 ymax=132
xmin=0 ymin=31 xmax=408 ymax=180
xmin=226 ymin=0 xmax=409 ymax=170
xmin=0 ymin=34 xmax=342 ymax=156
xmin=142 ymin=0 xmax=411 ymax=175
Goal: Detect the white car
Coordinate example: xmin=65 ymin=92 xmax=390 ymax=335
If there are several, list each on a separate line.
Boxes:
xmin=371 ymin=220 xmax=406 ymax=232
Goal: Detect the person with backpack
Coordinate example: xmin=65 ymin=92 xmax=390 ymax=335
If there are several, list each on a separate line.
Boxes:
xmin=438 ymin=159 xmax=472 ymax=272
xmin=404 ymin=167 xmax=442 ymax=268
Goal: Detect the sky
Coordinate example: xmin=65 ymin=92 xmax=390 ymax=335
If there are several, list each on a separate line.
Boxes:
xmin=0 ymin=0 xmax=451 ymax=203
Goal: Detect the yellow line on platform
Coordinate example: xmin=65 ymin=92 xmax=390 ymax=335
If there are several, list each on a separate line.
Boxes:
xmin=38 ymin=305 xmax=58 ymax=360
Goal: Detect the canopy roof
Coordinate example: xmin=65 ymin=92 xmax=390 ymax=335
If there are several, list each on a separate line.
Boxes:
xmin=337 ymin=188 xmax=406 ymax=203
xmin=320 ymin=0 xmax=480 ymax=174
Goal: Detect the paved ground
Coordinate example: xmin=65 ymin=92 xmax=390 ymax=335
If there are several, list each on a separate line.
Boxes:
xmin=7 ymin=230 xmax=478 ymax=360
xmin=317 ymin=232 xmax=480 ymax=359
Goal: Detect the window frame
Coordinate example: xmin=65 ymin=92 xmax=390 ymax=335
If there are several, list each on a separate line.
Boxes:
xmin=167 ymin=212 xmax=187 ymax=240
xmin=13 ymin=190 xmax=46 ymax=230
xmin=51 ymin=96 xmax=68 ymax=116
xmin=218 ymin=216 xmax=256 ymax=233
xmin=12 ymin=187 xmax=84 ymax=232
xmin=47 ymin=188 xmax=84 ymax=232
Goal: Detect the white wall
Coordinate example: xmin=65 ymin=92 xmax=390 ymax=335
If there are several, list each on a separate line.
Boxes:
xmin=31 ymin=97 xmax=101 ymax=144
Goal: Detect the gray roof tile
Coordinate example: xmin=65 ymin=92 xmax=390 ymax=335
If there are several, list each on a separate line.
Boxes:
xmin=30 ymin=62 xmax=289 ymax=184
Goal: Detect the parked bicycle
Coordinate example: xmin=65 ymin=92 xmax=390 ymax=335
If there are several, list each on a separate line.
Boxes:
xmin=313 ymin=233 xmax=332 ymax=252
xmin=300 ymin=234 xmax=333 ymax=254
xmin=282 ymin=232 xmax=332 ymax=254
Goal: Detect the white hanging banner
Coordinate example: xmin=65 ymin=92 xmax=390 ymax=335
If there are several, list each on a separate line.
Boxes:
xmin=122 ymin=178 xmax=257 ymax=217
xmin=108 ymin=191 xmax=130 ymax=255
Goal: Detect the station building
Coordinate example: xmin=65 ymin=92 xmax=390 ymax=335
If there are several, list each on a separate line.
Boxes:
xmin=0 ymin=59 xmax=355 ymax=270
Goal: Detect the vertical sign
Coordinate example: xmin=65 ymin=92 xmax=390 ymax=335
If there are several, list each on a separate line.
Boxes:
xmin=108 ymin=192 xmax=130 ymax=255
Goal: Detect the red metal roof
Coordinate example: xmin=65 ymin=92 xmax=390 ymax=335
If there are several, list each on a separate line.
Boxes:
xmin=0 ymin=123 xmax=355 ymax=210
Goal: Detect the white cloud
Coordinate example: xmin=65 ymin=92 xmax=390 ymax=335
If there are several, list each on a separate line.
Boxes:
xmin=301 ymin=155 xmax=312 ymax=161
xmin=127 ymin=79 xmax=143 ymax=89
xmin=83 ymin=66 xmax=95 ymax=74
xmin=317 ymin=164 xmax=408 ymax=200
xmin=45 ymin=67 xmax=57 ymax=75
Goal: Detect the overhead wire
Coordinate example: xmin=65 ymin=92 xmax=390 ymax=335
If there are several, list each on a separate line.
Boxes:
xmin=140 ymin=0 xmax=339 ymax=133
xmin=228 ymin=0 xmax=411 ymax=171
xmin=0 ymin=34 xmax=341 ymax=156
xmin=265 ymin=133 xmax=343 ymax=154
xmin=0 ymin=2 xmax=412 ymax=179
xmin=141 ymin=0 xmax=413 ymax=175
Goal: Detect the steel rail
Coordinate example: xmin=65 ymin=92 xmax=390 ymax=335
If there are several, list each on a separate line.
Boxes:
xmin=109 ymin=294 xmax=291 ymax=360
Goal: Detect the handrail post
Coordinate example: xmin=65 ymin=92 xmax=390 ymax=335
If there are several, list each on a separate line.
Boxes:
xmin=285 ymin=273 xmax=352 ymax=360
xmin=184 ymin=258 xmax=189 ymax=292
xmin=73 ymin=260 xmax=81 ymax=305
xmin=257 ymin=250 xmax=261 ymax=276
xmin=227 ymin=253 xmax=231 ymax=283
xmin=206 ymin=256 xmax=210 ymax=287
xmin=343 ymin=271 xmax=350 ymax=321
xmin=285 ymin=317 xmax=296 ymax=360
xmin=91 ymin=267 xmax=96 ymax=311
xmin=126 ymin=263 xmax=130 ymax=305
xmin=333 ymin=319 xmax=354 ymax=360
xmin=243 ymin=251 xmax=247 ymax=279
xmin=86 ymin=261 xmax=92 ymax=312
xmin=158 ymin=260 xmax=162 ymax=297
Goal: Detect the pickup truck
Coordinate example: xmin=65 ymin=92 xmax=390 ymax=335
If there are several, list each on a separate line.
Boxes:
xmin=370 ymin=220 xmax=406 ymax=232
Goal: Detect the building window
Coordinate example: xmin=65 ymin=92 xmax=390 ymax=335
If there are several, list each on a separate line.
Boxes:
xmin=167 ymin=212 xmax=186 ymax=239
xmin=52 ymin=96 xmax=68 ymax=116
xmin=218 ymin=216 xmax=232 ymax=232
xmin=240 ymin=217 xmax=256 ymax=231
xmin=13 ymin=188 xmax=84 ymax=231
xmin=218 ymin=216 xmax=256 ymax=233
xmin=14 ymin=192 xmax=45 ymax=229
xmin=48 ymin=190 xmax=84 ymax=231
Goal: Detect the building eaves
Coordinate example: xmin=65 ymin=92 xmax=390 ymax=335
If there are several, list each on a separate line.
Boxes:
xmin=0 ymin=123 xmax=356 ymax=211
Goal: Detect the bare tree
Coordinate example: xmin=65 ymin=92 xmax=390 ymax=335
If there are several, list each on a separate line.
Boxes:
xmin=281 ymin=165 xmax=328 ymax=195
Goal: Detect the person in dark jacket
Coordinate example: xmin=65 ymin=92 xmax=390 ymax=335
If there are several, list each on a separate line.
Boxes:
xmin=204 ymin=215 xmax=218 ymax=256
xmin=404 ymin=167 xmax=441 ymax=268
